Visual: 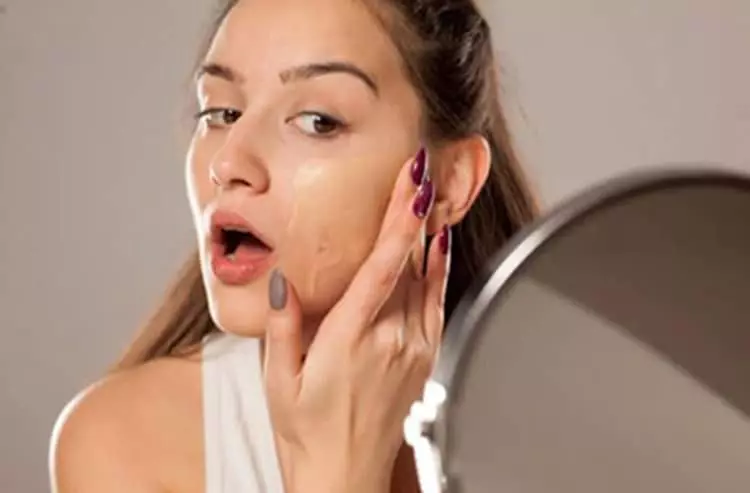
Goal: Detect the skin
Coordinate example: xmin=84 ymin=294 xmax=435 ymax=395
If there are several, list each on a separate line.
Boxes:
xmin=50 ymin=0 xmax=491 ymax=492
xmin=283 ymin=162 xmax=370 ymax=305
xmin=189 ymin=0 xmax=422 ymax=340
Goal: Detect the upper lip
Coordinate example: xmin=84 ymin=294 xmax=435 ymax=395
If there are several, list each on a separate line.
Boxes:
xmin=207 ymin=208 xmax=273 ymax=249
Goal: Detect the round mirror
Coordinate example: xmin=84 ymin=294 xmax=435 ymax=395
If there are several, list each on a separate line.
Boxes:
xmin=406 ymin=166 xmax=750 ymax=493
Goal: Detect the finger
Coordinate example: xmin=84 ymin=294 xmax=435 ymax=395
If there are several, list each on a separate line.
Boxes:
xmin=264 ymin=268 xmax=303 ymax=413
xmin=338 ymin=176 xmax=434 ymax=327
xmin=335 ymin=147 xmax=433 ymax=326
xmin=406 ymin=271 xmax=426 ymax=347
xmin=408 ymin=223 xmax=427 ymax=280
xmin=377 ymin=146 xmax=429 ymax=244
xmin=371 ymin=272 xmax=410 ymax=354
xmin=369 ymin=146 xmax=429 ymax=284
xmin=405 ymin=233 xmax=428 ymax=342
xmin=423 ymin=225 xmax=451 ymax=351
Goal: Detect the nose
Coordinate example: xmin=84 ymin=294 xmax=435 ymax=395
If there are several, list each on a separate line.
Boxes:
xmin=209 ymin=127 xmax=270 ymax=193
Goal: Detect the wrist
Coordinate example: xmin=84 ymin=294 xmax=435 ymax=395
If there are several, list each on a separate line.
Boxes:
xmin=282 ymin=449 xmax=394 ymax=493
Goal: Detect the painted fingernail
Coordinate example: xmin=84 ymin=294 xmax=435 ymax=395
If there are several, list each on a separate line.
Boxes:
xmin=269 ymin=269 xmax=287 ymax=310
xmin=439 ymin=225 xmax=452 ymax=255
xmin=412 ymin=178 xmax=434 ymax=219
xmin=411 ymin=147 xmax=428 ymax=186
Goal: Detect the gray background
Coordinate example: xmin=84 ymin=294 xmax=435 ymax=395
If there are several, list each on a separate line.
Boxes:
xmin=0 ymin=0 xmax=748 ymax=491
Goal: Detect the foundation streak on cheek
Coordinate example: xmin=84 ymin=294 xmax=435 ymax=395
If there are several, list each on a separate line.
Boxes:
xmin=283 ymin=162 xmax=384 ymax=306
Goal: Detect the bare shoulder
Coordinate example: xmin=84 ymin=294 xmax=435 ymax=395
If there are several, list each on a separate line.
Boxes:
xmin=50 ymin=356 xmax=204 ymax=493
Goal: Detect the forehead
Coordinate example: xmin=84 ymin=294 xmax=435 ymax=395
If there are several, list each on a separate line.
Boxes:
xmin=206 ymin=0 xmax=403 ymax=85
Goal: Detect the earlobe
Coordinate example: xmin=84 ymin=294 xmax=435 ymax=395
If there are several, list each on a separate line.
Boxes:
xmin=427 ymin=135 xmax=491 ymax=234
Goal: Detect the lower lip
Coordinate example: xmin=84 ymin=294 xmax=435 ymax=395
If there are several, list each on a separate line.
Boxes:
xmin=209 ymin=243 xmax=273 ymax=286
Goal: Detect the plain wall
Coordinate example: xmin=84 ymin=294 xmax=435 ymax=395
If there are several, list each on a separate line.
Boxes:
xmin=1 ymin=0 xmax=748 ymax=491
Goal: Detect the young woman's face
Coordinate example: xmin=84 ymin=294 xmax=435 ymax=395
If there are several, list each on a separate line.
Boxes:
xmin=187 ymin=0 xmax=423 ymax=338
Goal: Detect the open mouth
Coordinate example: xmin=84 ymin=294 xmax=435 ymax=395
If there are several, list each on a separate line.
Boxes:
xmin=208 ymin=210 xmax=273 ymax=284
xmin=218 ymin=227 xmax=271 ymax=258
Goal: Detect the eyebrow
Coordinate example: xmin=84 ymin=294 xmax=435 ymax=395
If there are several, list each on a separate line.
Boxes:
xmin=195 ymin=61 xmax=379 ymax=96
xmin=279 ymin=62 xmax=379 ymax=96
xmin=195 ymin=63 xmax=241 ymax=83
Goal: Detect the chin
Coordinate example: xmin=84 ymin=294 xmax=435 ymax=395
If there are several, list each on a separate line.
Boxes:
xmin=205 ymin=278 xmax=322 ymax=353
xmin=204 ymin=275 xmax=271 ymax=338
xmin=199 ymin=254 xmax=357 ymax=342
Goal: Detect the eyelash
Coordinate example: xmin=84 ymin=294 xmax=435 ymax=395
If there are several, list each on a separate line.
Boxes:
xmin=286 ymin=111 xmax=348 ymax=139
xmin=193 ymin=108 xmax=241 ymax=128
xmin=194 ymin=107 xmax=347 ymax=138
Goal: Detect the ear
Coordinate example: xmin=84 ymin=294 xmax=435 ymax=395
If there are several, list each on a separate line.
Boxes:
xmin=427 ymin=134 xmax=491 ymax=235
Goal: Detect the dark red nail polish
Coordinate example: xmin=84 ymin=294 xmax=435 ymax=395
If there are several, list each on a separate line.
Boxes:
xmin=411 ymin=147 xmax=428 ymax=186
xmin=412 ymin=179 xmax=434 ymax=219
xmin=439 ymin=225 xmax=451 ymax=255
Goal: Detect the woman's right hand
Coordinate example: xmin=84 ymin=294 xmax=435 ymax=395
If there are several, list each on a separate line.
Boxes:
xmin=263 ymin=149 xmax=452 ymax=493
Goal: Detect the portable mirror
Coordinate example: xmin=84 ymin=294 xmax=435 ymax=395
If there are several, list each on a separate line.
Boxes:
xmin=405 ymin=166 xmax=750 ymax=493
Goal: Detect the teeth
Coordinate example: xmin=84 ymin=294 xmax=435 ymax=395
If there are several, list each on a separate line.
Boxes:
xmin=226 ymin=253 xmax=235 ymax=261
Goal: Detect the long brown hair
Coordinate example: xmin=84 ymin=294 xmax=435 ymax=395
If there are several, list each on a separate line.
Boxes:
xmin=116 ymin=0 xmax=539 ymax=370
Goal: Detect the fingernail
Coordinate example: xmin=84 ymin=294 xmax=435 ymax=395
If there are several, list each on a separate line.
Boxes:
xmin=439 ymin=225 xmax=452 ymax=255
xmin=411 ymin=147 xmax=428 ymax=186
xmin=269 ymin=269 xmax=287 ymax=310
xmin=412 ymin=178 xmax=434 ymax=219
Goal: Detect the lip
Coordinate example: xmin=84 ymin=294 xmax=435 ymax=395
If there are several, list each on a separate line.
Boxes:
xmin=207 ymin=209 xmax=274 ymax=286
xmin=208 ymin=209 xmax=273 ymax=248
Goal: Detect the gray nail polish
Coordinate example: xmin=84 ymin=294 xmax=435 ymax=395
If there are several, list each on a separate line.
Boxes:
xmin=269 ymin=269 xmax=287 ymax=310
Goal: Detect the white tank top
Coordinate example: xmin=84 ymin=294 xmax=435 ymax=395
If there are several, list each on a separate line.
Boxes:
xmin=201 ymin=333 xmax=285 ymax=493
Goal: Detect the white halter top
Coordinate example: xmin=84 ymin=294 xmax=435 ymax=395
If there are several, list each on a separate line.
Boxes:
xmin=201 ymin=333 xmax=285 ymax=493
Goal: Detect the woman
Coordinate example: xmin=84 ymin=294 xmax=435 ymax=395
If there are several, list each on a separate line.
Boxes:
xmin=50 ymin=0 xmax=537 ymax=491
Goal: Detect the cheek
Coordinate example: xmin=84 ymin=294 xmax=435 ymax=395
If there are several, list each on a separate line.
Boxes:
xmin=277 ymin=161 xmax=397 ymax=315
xmin=185 ymin=133 xmax=214 ymax=228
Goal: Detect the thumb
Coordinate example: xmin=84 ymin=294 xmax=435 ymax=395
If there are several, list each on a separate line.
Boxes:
xmin=264 ymin=268 xmax=303 ymax=412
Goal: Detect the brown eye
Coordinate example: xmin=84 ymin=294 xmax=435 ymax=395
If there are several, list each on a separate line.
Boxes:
xmin=195 ymin=108 xmax=242 ymax=128
xmin=291 ymin=112 xmax=344 ymax=137
xmin=221 ymin=109 xmax=242 ymax=125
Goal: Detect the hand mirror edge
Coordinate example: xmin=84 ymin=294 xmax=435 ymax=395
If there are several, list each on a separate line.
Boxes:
xmin=405 ymin=163 xmax=750 ymax=493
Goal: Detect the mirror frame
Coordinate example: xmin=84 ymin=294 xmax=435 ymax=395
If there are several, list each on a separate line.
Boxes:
xmin=406 ymin=165 xmax=750 ymax=492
